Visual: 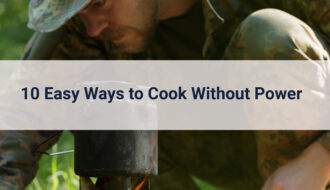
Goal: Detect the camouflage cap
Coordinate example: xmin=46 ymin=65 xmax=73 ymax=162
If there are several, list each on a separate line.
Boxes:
xmin=28 ymin=0 xmax=91 ymax=32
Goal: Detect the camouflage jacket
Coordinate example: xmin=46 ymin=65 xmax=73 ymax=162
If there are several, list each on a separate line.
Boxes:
xmin=2 ymin=0 xmax=330 ymax=189
xmin=25 ymin=0 xmax=330 ymax=60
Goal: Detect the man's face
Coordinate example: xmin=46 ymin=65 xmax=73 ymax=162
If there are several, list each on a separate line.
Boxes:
xmin=79 ymin=0 xmax=158 ymax=53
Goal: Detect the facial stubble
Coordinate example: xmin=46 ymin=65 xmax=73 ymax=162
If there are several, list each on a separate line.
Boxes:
xmin=105 ymin=0 xmax=159 ymax=53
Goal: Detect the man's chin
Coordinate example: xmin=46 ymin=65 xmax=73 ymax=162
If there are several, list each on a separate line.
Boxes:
xmin=113 ymin=39 xmax=149 ymax=54
xmin=103 ymin=29 xmax=153 ymax=54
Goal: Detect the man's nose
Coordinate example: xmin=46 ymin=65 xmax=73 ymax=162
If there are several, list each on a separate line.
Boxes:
xmin=79 ymin=14 xmax=108 ymax=37
xmin=86 ymin=20 xmax=108 ymax=37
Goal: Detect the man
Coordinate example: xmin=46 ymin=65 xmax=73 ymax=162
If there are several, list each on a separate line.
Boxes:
xmin=0 ymin=0 xmax=329 ymax=189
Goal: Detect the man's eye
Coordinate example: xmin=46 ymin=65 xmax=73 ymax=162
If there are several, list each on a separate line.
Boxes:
xmin=93 ymin=0 xmax=105 ymax=7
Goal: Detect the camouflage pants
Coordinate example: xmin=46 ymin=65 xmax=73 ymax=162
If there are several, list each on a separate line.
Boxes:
xmin=150 ymin=9 xmax=329 ymax=190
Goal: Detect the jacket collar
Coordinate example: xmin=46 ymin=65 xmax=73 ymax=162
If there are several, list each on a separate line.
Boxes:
xmin=201 ymin=0 xmax=225 ymax=58
xmin=202 ymin=0 xmax=224 ymax=35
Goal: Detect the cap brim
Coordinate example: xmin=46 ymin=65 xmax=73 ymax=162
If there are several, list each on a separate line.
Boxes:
xmin=28 ymin=0 xmax=90 ymax=32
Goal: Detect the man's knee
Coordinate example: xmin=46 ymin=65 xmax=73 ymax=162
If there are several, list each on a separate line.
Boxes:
xmin=224 ymin=8 xmax=329 ymax=60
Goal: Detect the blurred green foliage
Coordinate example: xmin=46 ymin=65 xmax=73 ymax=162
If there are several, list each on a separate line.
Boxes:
xmin=0 ymin=0 xmax=34 ymax=59
xmin=26 ymin=131 xmax=79 ymax=190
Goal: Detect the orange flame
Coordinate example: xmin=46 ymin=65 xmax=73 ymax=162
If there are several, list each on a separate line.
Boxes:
xmin=133 ymin=132 xmax=156 ymax=190
xmin=134 ymin=174 xmax=150 ymax=190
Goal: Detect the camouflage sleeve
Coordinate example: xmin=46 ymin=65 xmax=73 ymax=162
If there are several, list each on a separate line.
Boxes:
xmin=297 ymin=0 xmax=330 ymax=38
xmin=318 ymin=132 xmax=330 ymax=150
xmin=254 ymin=131 xmax=324 ymax=179
xmin=266 ymin=0 xmax=330 ymax=38
xmin=0 ymin=131 xmax=61 ymax=189
xmin=294 ymin=0 xmax=330 ymax=155
xmin=285 ymin=0 xmax=330 ymax=167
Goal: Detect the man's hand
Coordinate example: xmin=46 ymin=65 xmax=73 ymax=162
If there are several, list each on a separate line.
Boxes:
xmin=262 ymin=142 xmax=330 ymax=190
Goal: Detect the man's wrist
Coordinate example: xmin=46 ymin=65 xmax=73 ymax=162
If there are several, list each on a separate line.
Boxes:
xmin=302 ymin=142 xmax=330 ymax=182
xmin=318 ymin=132 xmax=330 ymax=151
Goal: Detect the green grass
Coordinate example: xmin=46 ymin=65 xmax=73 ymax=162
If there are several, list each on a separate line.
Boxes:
xmin=26 ymin=131 xmax=79 ymax=190
xmin=192 ymin=177 xmax=222 ymax=190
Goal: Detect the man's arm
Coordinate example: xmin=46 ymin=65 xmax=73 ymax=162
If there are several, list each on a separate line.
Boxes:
xmin=0 ymin=131 xmax=61 ymax=189
xmin=255 ymin=131 xmax=330 ymax=190
xmin=254 ymin=1 xmax=330 ymax=187
xmin=319 ymin=132 xmax=330 ymax=150
xmin=261 ymin=140 xmax=330 ymax=190
xmin=1 ymin=14 xmax=111 ymax=189
xmin=255 ymin=131 xmax=326 ymax=179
